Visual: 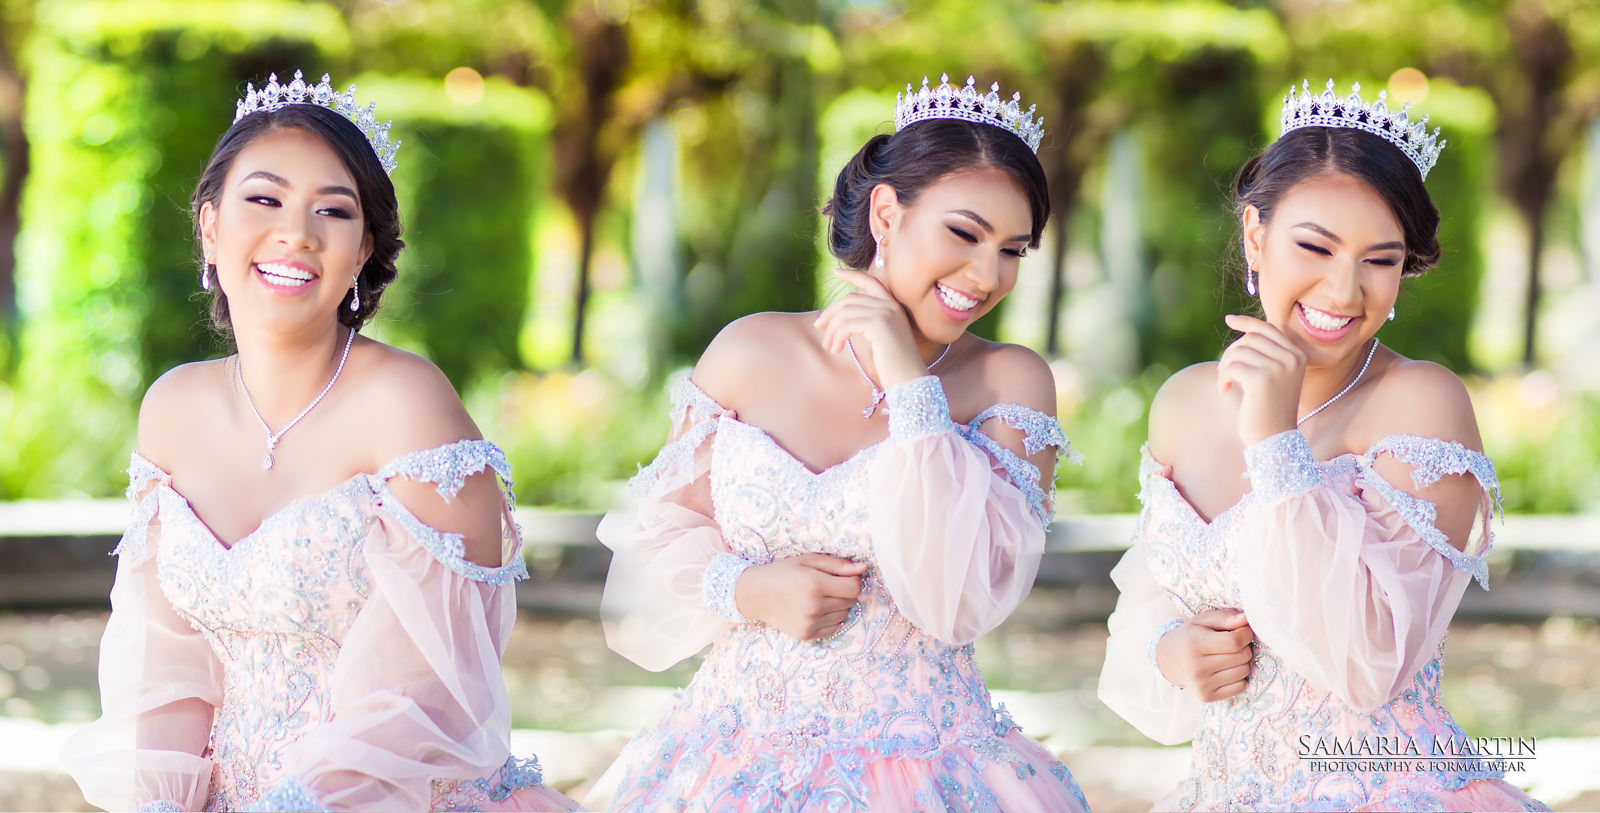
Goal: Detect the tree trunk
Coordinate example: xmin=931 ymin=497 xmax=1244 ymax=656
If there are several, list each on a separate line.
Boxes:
xmin=0 ymin=34 xmax=27 ymax=330
xmin=570 ymin=215 xmax=594 ymax=366
xmin=1521 ymin=205 xmax=1545 ymax=368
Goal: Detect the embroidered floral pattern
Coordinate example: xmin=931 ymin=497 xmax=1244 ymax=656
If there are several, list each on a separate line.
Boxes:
xmin=1135 ymin=435 xmax=1526 ymax=810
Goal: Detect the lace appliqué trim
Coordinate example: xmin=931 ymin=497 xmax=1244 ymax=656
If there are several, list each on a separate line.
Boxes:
xmin=703 ymin=553 xmax=755 ymax=623
xmin=113 ymin=453 xmax=170 ymax=564
xmin=435 ymin=754 xmax=547 ymax=811
xmin=1356 ymin=434 xmax=1499 ymax=590
xmin=1244 ymin=430 xmax=1324 ymax=503
xmin=242 ymin=775 xmax=324 ymax=812
xmin=134 ymin=801 xmax=182 ymax=813
xmin=373 ymin=484 xmax=530 ymax=586
xmin=1147 ymin=617 xmax=1186 ymax=677
xmin=885 ymin=376 xmax=957 ymax=440
xmin=376 ymin=439 xmax=512 ymax=503
xmin=628 ymin=376 xmax=729 ymax=498
xmin=960 ymin=403 xmax=1079 ymax=531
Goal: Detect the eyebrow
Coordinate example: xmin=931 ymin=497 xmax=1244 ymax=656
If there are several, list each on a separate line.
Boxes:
xmin=951 ymin=209 xmax=1031 ymax=243
xmin=239 ymin=170 xmax=358 ymax=202
xmin=1291 ymin=221 xmax=1402 ymax=253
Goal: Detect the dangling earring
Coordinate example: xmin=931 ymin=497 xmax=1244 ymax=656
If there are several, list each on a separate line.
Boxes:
xmin=873 ymin=234 xmax=886 ymax=269
xmin=1245 ymin=259 xmax=1258 ymax=297
xmin=201 ymin=256 xmax=213 ymax=291
xmin=1387 ymin=307 xmax=1396 ymax=322
xmin=350 ymin=277 xmax=361 ymax=312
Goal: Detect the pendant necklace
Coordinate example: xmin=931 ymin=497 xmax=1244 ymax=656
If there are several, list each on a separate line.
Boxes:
xmin=238 ymin=327 xmax=356 ymax=470
xmin=845 ymin=339 xmax=950 ymax=419
xmin=1296 ymin=338 xmax=1378 ymax=426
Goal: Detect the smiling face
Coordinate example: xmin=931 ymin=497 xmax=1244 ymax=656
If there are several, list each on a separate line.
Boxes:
xmin=871 ymin=166 xmax=1034 ymax=346
xmin=199 ymin=126 xmax=373 ymax=336
xmin=1243 ymin=171 xmax=1404 ymax=366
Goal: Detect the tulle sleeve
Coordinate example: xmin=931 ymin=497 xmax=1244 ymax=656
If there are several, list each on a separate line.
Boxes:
xmin=597 ymin=376 xmax=738 ymax=671
xmin=1234 ymin=430 xmax=1497 ymax=714
xmin=249 ymin=441 xmax=534 ymax=812
xmin=1096 ymin=452 xmax=1205 ymax=746
xmin=61 ymin=454 xmax=223 ymax=813
xmin=868 ymin=375 xmax=1080 ymax=646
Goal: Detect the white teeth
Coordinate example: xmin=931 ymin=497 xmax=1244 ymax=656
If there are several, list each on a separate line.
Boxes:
xmin=257 ymin=262 xmax=314 ymax=287
xmin=937 ymin=284 xmax=979 ymax=311
xmin=1301 ymin=303 xmax=1353 ymax=331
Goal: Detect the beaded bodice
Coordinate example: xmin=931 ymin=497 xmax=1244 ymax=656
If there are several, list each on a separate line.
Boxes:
xmin=117 ymin=441 xmax=531 ymax=812
xmin=1136 ymin=437 xmax=1507 ymax=809
xmin=689 ymin=417 xmax=1017 ymax=758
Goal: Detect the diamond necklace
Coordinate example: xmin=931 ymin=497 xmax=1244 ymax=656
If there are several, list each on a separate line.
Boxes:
xmin=845 ymin=339 xmax=950 ymax=419
xmin=1296 ymin=338 xmax=1378 ymax=426
xmin=237 ymin=327 xmax=356 ymax=470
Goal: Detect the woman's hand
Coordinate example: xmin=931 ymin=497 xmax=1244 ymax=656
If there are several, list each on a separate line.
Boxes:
xmin=813 ymin=268 xmax=927 ymax=388
xmin=1154 ymin=608 xmax=1255 ymax=701
xmin=1218 ymin=314 xmax=1304 ymax=445
xmin=734 ymin=553 xmax=870 ymax=640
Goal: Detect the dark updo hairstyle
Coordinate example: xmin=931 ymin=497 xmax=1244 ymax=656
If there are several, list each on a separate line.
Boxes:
xmin=1234 ymin=126 xmax=1439 ymax=279
xmin=191 ymin=103 xmax=402 ymax=337
xmin=824 ymin=118 xmax=1050 ymax=269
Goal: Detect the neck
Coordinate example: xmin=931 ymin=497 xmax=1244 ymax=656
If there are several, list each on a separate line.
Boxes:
xmin=1297 ymin=338 xmax=1374 ymax=420
xmin=233 ymin=320 xmax=350 ymax=427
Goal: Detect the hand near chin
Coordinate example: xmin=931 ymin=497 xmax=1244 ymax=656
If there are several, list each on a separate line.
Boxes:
xmin=813 ymin=268 xmax=927 ymax=388
xmin=1218 ymin=314 xmax=1304 ymax=445
xmin=1155 ymin=608 xmax=1256 ymax=702
xmin=734 ymin=553 xmax=869 ymax=640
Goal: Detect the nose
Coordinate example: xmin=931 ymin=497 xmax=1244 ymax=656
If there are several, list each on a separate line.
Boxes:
xmin=966 ymin=251 xmax=1001 ymax=294
xmin=1326 ymin=256 xmax=1362 ymax=310
xmin=274 ymin=205 xmax=319 ymax=251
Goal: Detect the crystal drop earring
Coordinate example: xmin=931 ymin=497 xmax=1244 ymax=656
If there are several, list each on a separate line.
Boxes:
xmin=1388 ymin=307 xmax=1396 ymax=322
xmin=349 ymin=277 xmax=361 ymax=312
xmin=1246 ymin=259 xmax=1258 ymax=297
xmin=201 ymin=256 xmax=213 ymax=292
xmin=873 ymin=234 xmax=886 ymax=269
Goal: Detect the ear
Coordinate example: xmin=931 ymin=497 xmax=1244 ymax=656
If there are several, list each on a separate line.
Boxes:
xmin=1240 ymin=204 xmax=1266 ymax=266
xmin=199 ymin=200 xmax=219 ymax=260
xmin=867 ymin=183 xmax=901 ymax=242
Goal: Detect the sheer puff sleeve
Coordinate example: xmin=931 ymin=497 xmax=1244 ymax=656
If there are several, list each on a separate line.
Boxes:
xmin=868 ymin=375 xmax=1080 ymax=646
xmin=61 ymin=453 xmax=224 ymax=813
xmin=1235 ymin=430 xmax=1499 ymax=715
xmin=597 ymin=376 xmax=737 ymax=672
xmin=253 ymin=441 xmax=540 ymax=812
xmin=1097 ymin=451 xmax=1205 ymax=746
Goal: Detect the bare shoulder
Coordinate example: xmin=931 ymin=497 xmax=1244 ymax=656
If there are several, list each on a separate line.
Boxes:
xmin=1356 ymin=356 xmax=1481 ymax=452
xmin=691 ymin=311 xmax=812 ymax=410
xmin=137 ymin=359 xmax=229 ymax=469
xmin=348 ymin=339 xmax=482 ymax=464
xmin=1147 ymin=362 xmax=1222 ymax=463
xmin=958 ymin=340 xmax=1056 ymax=416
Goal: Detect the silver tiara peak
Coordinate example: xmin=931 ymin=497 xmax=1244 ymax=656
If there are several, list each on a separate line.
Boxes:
xmin=234 ymin=70 xmax=400 ymax=174
xmin=895 ymin=74 xmax=1044 ymax=153
xmin=1281 ymin=79 xmax=1444 ymax=181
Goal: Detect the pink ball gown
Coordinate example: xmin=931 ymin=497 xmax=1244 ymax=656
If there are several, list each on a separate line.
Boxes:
xmin=1099 ymin=429 xmax=1548 ymax=811
xmin=593 ymin=375 xmax=1091 ymax=811
xmin=61 ymin=440 xmax=582 ymax=812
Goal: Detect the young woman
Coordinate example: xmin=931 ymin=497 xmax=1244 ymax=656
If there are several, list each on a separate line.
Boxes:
xmin=1098 ymin=80 xmax=1547 ymax=811
xmin=591 ymin=75 xmax=1090 ymax=811
xmin=60 ymin=72 xmax=580 ymax=812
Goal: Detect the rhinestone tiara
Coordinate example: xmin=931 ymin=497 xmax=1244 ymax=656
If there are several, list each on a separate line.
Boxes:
xmin=1281 ymin=79 xmax=1445 ymax=181
xmin=234 ymin=70 xmax=400 ymax=174
xmin=895 ymin=74 xmax=1044 ymax=153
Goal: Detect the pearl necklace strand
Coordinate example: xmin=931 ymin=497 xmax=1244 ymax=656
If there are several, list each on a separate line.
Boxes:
xmin=237 ymin=327 xmax=356 ymax=470
xmin=1296 ymin=338 xmax=1378 ymax=426
xmin=845 ymin=338 xmax=950 ymax=419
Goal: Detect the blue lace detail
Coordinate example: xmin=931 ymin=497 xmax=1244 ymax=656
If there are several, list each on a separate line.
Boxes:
xmin=372 ymin=484 xmax=530 ymax=585
xmin=243 ymin=776 xmax=324 ymax=812
xmin=1244 ymin=430 xmax=1324 ymax=503
xmin=628 ymin=376 xmax=729 ymax=498
xmin=1148 ymin=617 xmax=1186 ymax=675
xmin=885 ymin=376 xmax=957 ymax=440
xmin=134 ymin=801 xmax=182 ymax=813
xmin=1357 ymin=434 xmax=1499 ymax=590
xmin=703 ymin=552 xmax=756 ymax=623
xmin=955 ymin=404 xmax=1076 ymax=531
xmin=376 ymin=439 xmax=512 ymax=503
xmin=113 ymin=453 xmax=168 ymax=564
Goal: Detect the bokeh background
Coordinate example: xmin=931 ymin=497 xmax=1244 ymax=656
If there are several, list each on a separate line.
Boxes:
xmin=0 ymin=0 xmax=1598 ymax=810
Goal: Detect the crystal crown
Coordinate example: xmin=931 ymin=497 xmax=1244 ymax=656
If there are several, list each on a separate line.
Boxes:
xmin=234 ymin=70 xmax=400 ymax=174
xmin=1281 ymin=79 xmax=1444 ymax=181
xmin=895 ymin=74 xmax=1044 ymax=153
